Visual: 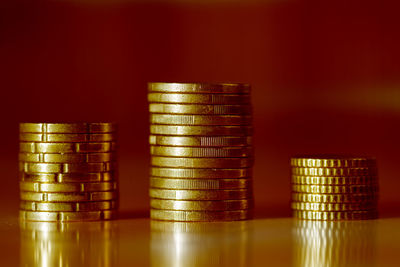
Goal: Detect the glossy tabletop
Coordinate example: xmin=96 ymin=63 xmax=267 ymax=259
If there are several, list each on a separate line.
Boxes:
xmin=1 ymin=213 xmax=400 ymax=267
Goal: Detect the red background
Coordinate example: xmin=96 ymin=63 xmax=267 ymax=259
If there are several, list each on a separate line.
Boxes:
xmin=1 ymin=0 xmax=400 ymax=216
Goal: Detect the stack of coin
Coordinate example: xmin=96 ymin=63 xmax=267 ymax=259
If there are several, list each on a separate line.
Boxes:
xmin=291 ymin=156 xmax=379 ymax=220
xmin=148 ymin=82 xmax=254 ymax=221
xmin=19 ymin=123 xmax=118 ymax=222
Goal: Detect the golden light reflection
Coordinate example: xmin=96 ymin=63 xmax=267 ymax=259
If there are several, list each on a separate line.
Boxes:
xmin=150 ymin=221 xmax=251 ymax=267
xmin=19 ymin=220 xmax=117 ymax=267
xmin=293 ymin=220 xmax=377 ymax=267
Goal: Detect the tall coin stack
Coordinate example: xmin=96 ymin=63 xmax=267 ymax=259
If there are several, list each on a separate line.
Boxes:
xmin=19 ymin=123 xmax=118 ymax=222
xmin=291 ymin=156 xmax=379 ymax=220
xmin=148 ymin=82 xmax=254 ymax=221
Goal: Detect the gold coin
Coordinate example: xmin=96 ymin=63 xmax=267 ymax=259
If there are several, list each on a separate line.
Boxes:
xmin=150 ymin=125 xmax=253 ymax=136
xmin=292 ymin=167 xmax=377 ymax=176
xmin=150 ymin=177 xmax=252 ymax=189
xmin=292 ymin=210 xmax=378 ymax=220
xmin=290 ymin=157 xmax=376 ymax=168
xmin=20 ymin=122 xmax=117 ymax=133
xmin=19 ymin=152 xmax=116 ymax=163
xmin=149 ymin=188 xmax=252 ymax=200
xmin=150 ymin=209 xmax=252 ymax=221
xmin=20 ymin=172 xmax=115 ymax=183
xmin=291 ymin=175 xmax=378 ymax=185
xmin=148 ymin=93 xmax=251 ymax=104
xmin=19 ymin=210 xmax=117 ymax=222
xmin=19 ymin=181 xmax=117 ymax=192
xmin=150 ymin=199 xmax=253 ymax=211
xmin=149 ymin=135 xmax=252 ymax=147
xmin=19 ymin=133 xmax=117 ymax=142
xmin=151 ymin=167 xmax=252 ymax=178
xmin=150 ymin=146 xmax=253 ymax=158
xmin=151 ymin=157 xmax=253 ymax=168
xmin=20 ymin=191 xmax=118 ymax=202
xmin=149 ymin=103 xmax=252 ymax=115
xmin=148 ymin=82 xmax=250 ymax=94
xmin=291 ymin=202 xmax=377 ymax=212
xmin=20 ymin=200 xmax=117 ymax=212
xmin=291 ymin=193 xmax=378 ymax=203
xmin=19 ymin=142 xmax=117 ymax=153
xmin=20 ymin=162 xmax=116 ymax=173
xmin=150 ymin=114 xmax=252 ymax=126
xmin=292 ymin=184 xmax=378 ymax=194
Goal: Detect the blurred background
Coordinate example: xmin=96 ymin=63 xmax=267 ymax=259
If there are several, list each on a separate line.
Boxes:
xmin=1 ymin=0 xmax=399 ymax=216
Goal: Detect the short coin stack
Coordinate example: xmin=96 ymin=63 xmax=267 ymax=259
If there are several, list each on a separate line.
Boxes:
xmin=291 ymin=156 xmax=379 ymax=220
xmin=148 ymin=82 xmax=254 ymax=221
xmin=19 ymin=123 xmax=118 ymax=222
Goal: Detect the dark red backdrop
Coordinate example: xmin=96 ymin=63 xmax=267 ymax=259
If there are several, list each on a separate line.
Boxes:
xmin=1 ymin=0 xmax=400 ymax=216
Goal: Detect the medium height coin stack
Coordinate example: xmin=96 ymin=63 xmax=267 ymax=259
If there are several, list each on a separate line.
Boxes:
xmin=291 ymin=156 xmax=379 ymax=220
xmin=19 ymin=123 xmax=118 ymax=222
xmin=148 ymin=82 xmax=254 ymax=221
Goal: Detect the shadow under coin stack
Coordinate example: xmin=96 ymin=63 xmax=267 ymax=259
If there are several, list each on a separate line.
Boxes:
xmin=19 ymin=123 xmax=118 ymax=222
xmin=291 ymin=156 xmax=379 ymax=220
xmin=148 ymin=82 xmax=254 ymax=221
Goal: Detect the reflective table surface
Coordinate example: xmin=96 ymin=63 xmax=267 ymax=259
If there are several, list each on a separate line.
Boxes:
xmin=1 ymin=213 xmax=400 ymax=267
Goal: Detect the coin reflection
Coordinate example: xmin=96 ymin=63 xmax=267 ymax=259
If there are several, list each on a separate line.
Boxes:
xmin=20 ymin=221 xmax=117 ymax=267
xmin=151 ymin=221 xmax=251 ymax=267
xmin=293 ymin=220 xmax=377 ymax=267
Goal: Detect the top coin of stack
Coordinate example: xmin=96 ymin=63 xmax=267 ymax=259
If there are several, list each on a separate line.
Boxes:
xmin=290 ymin=156 xmax=379 ymax=220
xmin=148 ymin=82 xmax=254 ymax=221
xmin=19 ymin=122 xmax=118 ymax=222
